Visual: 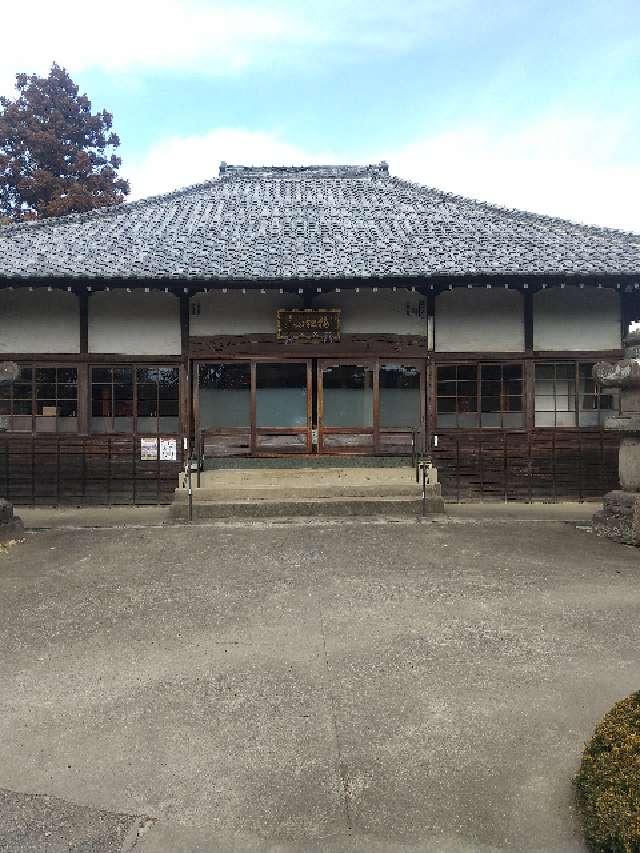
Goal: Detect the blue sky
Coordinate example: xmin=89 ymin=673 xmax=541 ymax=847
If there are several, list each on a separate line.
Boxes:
xmin=2 ymin=0 xmax=639 ymax=229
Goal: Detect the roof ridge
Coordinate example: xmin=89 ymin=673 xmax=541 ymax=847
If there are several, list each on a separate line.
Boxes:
xmin=219 ymin=162 xmax=389 ymax=180
xmin=391 ymin=176 xmax=640 ymax=241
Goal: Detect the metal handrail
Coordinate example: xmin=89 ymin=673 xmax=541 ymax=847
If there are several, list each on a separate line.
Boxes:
xmin=181 ymin=451 xmax=194 ymax=523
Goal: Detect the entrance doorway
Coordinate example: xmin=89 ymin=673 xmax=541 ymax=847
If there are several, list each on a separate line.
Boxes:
xmin=195 ymin=358 xmax=424 ymax=457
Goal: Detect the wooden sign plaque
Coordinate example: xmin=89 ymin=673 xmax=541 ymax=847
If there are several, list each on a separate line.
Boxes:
xmin=276 ymin=308 xmax=341 ymax=342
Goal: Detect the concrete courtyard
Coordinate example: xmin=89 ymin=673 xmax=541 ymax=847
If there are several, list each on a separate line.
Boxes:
xmin=0 ymin=515 xmax=638 ymax=852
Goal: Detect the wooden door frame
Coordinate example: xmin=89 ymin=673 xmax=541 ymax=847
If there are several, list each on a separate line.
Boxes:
xmin=194 ymin=357 xmax=313 ymax=458
xmin=316 ymin=358 xmax=377 ymax=455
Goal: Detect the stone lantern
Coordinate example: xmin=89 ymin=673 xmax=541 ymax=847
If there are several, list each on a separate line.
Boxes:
xmin=0 ymin=361 xmax=23 ymax=542
xmin=592 ymin=331 xmax=640 ymax=545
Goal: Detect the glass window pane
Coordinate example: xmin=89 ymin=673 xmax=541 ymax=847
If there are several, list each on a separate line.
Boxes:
xmin=91 ymin=367 xmax=112 ymax=383
xmin=136 ymin=368 xmax=158 ymax=384
xmin=114 ymin=367 xmax=133 ymax=383
xmin=536 ymin=364 xmax=554 ymax=381
xmin=137 ymin=382 xmax=157 ymax=400
xmin=58 ymin=400 xmax=77 ymax=417
xmin=480 ymin=412 xmax=501 ymax=428
xmin=480 ymin=365 xmax=501 ymax=381
xmin=556 ymin=363 xmax=575 ymax=380
xmin=14 ymin=399 xmax=32 ymax=415
xmin=535 ymin=411 xmax=556 ymax=427
xmin=256 ymin=363 xmax=307 ymax=428
xmin=159 ymin=417 xmax=179 ymax=433
xmin=35 ymin=367 xmax=56 ymax=382
xmin=436 ymin=381 xmax=457 ymax=396
xmin=458 ymin=412 xmax=477 ymax=428
xmin=13 ymin=383 xmax=32 ymax=399
xmin=137 ymin=399 xmax=157 ymax=417
xmin=57 ymin=367 xmax=77 ymax=384
xmin=114 ymin=416 xmax=134 ymax=432
xmin=158 ymin=399 xmax=179 ymax=418
xmin=158 ymin=368 xmax=179 ymax=399
xmin=481 ymin=396 xmax=500 ymax=413
xmin=36 ymin=384 xmax=56 ymax=399
xmin=92 ymin=384 xmax=112 ymax=417
xmin=458 ymin=396 xmax=477 ymax=414
xmin=436 ymin=413 xmax=457 ymax=428
xmin=457 ymin=365 xmax=476 ymax=382
xmin=535 ymin=395 xmax=556 ymax=411
xmin=57 ymin=384 xmax=77 ymax=399
xmin=200 ymin=363 xmax=251 ymax=429
xmin=555 ymin=411 xmax=577 ymax=427
xmin=506 ymin=395 xmax=523 ymax=412
xmin=379 ymin=364 xmax=420 ymax=428
xmin=503 ymin=412 xmax=524 ymax=429
xmin=322 ymin=364 xmax=373 ymax=427
xmin=437 ymin=397 xmax=456 ymax=413
xmin=57 ymin=417 xmax=78 ymax=433
xmin=480 ymin=381 xmax=501 ymax=397
xmin=457 ymin=381 xmax=477 ymax=397
xmin=437 ymin=366 xmax=456 ymax=381
xmin=503 ymin=364 xmax=522 ymax=381
xmin=504 ymin=379 xmax=522 ymax=396
xmin=12 ymin=415 xmax=32 ymax=431
xmin=136 ymin=417 xmax=158 ymax=433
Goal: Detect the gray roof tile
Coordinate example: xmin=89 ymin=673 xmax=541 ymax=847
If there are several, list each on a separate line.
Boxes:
xmin=0 ymin=162 xmax=639 ymax=281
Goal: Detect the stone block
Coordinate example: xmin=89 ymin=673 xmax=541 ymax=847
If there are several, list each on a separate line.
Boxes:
xmin=0 ymin=499 xmax=23 ymax=543
xmin=619 ymin=438 xmax=640 ymax=491
xmin=592 ymin=490 xmax=640 ymax=546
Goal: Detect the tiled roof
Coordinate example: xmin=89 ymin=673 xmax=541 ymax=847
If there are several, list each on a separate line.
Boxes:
xmin=0 ymin=162 xmax=639 ymax=282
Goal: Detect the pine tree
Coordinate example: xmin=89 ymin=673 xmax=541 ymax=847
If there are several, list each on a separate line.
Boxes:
xmin=0 ymin=63 xmax=129 ymax=221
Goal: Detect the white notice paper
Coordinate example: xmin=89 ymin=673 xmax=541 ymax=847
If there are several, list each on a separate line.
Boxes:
xmin=140 ymin=438 xmax=158 ymax=461
xmin=159 ymin=439 xmax=177 ymax=461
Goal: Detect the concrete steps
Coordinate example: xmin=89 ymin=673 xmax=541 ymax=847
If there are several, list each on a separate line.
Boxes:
xmin=169 ymin=465 xmax=444 ymax=520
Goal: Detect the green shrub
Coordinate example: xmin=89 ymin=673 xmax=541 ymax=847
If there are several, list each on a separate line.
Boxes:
xmin=575 ymin=691 xmax=640 ymax=852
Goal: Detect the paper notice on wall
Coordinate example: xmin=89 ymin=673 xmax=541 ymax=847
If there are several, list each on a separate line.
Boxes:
xmin=140 ymin=438 xmax=158 ymax=461
xmin=159 ymin=438 xmax=177 ymax=461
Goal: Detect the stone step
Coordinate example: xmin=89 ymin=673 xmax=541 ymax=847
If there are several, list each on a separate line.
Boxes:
xmin=174 ymin=482 xmax=426 ymax=500
xmin=169 ymin=493 xmax=445 ymax=520
xmin=204 ymin=455 xmax=414 ymax=470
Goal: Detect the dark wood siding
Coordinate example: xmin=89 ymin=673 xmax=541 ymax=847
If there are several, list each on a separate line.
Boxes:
xmin=432 ymin=430 xmax=619 ymax=503
xmin=0 ymin=435 xmax=182 ymax=506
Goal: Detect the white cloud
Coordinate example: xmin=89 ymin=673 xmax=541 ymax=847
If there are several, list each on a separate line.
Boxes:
xmin=126 ymin=128 xmax=336 ymax=199
xmin=0 ymin=0 xmax=469 ymax=96
xmin=385 ymin=115 xmax=640 ymax=232
xmin=125 ymin=115 xmax=640 ymax=233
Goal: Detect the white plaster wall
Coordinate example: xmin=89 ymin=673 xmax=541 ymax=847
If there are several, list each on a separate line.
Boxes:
xmin=190 ymin=288 xmax=430 ymax=338
xmin=533 ymin=286 xmax=620 ymax=351
xmin=314 ymin=289 xmax=429 ymax=336
xmin=89 ymin=291 xmax=180 ymax=354
xmin=435 ymin=288 xmax=524 ymax=352
xmin=0 ymin=289 xmax=79 ymax=353
xmin=190 ymin=291 xmax=300 ymax=335
xmin=190 ymin=288 xmax=428 ymax=335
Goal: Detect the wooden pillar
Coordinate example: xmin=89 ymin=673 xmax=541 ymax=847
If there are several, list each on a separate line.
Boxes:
xmin=523 ymin=287 xmax=535 ymax=431
xmin=179 ymin=293 xmax=190 ymax=454
xmin=77 ymin=290 xmax=89 ymax=434
xmin=426 ymin=291 xmax=436 ymax=352
xmin=523 ymin=287 xmax=534 ymax=352
xmin=619 ymin=287 xmax=639 ymax=343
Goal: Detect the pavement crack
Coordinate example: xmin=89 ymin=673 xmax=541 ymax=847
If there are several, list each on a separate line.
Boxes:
xmin=319 ymin=607 xmax=353 ymax=835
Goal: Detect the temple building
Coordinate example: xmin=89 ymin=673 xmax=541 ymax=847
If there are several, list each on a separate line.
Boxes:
xmin=1 ymin=161 xmax=639 ymax=505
